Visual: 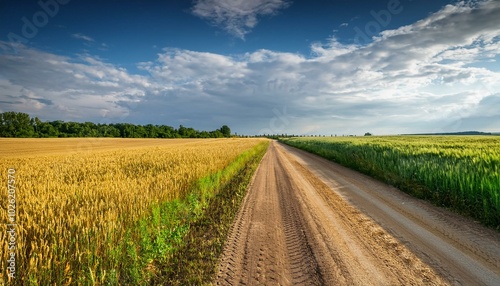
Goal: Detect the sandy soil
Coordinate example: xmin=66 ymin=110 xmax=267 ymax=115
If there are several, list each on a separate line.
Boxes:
xmin=215 ymin=141 xmax=500 ymax=285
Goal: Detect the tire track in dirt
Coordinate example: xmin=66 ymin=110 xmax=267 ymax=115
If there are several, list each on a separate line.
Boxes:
xmin=216 ymin=142 xmax=457 ymax=285
xmin=276 ymin=142 xmax=448 ymax=285
xmin=216 ymin=143 xmax=322 ymax=285
xmin=279 ymin=142 xmax=500 ymax=286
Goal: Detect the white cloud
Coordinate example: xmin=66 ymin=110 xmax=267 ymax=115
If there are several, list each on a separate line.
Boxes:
xmin=72 ymin=33 xmax=95 ymax=42
xmin=0 ymin=43 xmax=152 ymax=122
xmin=191 ymin=0 xmax=290 ymax=39
xmin=1 ymin=0 xmax=500 ymax=134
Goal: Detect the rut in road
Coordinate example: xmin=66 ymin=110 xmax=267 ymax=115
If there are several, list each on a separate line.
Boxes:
xmin=216 ymin=142 xmax=323 ymax=285
xmin=215 ymin=142 xmax=449 ymax=285
xmin=281 ymin=142 xmax=500 ymax=286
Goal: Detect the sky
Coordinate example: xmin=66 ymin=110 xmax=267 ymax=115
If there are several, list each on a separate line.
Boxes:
xmin=0 ymin=0 xmax=499 ymax=136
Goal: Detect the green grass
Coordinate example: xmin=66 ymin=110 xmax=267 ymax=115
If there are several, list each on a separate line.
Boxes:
xmin=105 ymin=141 xmax=269 ymax=285
xmin=280 ymin=136 xmax=499 ymax=229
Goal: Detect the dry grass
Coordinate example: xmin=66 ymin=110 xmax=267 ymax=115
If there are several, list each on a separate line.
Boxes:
xmin=0 ymin=138 xmax=265 ymax=284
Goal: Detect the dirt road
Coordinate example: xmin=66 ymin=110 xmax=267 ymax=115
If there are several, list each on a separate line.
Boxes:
xmin=215 ymin=141 xmax=500 ymax=285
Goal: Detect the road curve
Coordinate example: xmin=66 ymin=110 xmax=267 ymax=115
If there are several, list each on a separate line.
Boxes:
xmin=215 ymin=141 xmax=500 ymax=285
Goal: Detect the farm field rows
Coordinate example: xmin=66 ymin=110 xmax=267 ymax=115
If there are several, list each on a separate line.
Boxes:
xmin=280 ymin=136 xmax=500 ymax=228
xmin=0 ymin=138 xmax=268 ymax=284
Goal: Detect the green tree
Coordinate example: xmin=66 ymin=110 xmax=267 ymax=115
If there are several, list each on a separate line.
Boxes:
xmin=66 ymin=122 xmax=83 ymax=137
xmin=144 ymin=124 xmax=158 ymax=138
xmin=0 ymin=111 xmax=35 ymax=137
xmin=38 ymin=122 xmax=58 ymax=137
xmin=134 ymin=125 xmax=147 ymax=138
xmin=210 ymin=130 xmax=223 ymax=138
xmin=178 ymin=125 xmax=198 ymax=138
xmin=0 ymin=111 xmax=230 ymax=139
xmin=199 ymin=131 xmax=210 ymax=138
xmin=31 ymin=116 xmax=42 ymax=137
xmin=220 ymin=125 xmax=231 ymax=137
xmin=82 ymin=122 xmax=98 ymax=137
xmin=122 ymin=124 xmax=136 ymax=138
xmin=158 ymin=125 xmax=175 ymax=138
xmin=98 ymin=124 xmax=120 ymax=137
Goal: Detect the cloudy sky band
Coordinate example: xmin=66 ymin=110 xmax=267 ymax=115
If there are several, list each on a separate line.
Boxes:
xmin=0 ymin=0 xmax=499 ymax=135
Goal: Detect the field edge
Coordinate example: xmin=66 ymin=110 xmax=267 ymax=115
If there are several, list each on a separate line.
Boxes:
xmin=144 ymin=140 xmax=270 ymax=285
xmin=279 ymin=137 xmax=500 ymax=230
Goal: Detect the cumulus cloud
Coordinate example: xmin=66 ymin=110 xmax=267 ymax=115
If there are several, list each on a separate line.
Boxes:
xmin=191 ymin=0 xmax=290 ymax=39
xmin=1 ymin=0 xmax=500 ymax=134
xmin=441 ymin=93 xmax=500 ymax=132
xmin=0 ymin=42 xmax=152 ymax=122
xmin=143 ymin=0 xmax=500 ymax=134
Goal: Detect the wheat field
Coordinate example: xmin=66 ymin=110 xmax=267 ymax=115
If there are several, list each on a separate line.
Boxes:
xmin=0 ymin=138 xmax=265 ymax=284
xmin=281 ymin=136 xmax=500 ymax=228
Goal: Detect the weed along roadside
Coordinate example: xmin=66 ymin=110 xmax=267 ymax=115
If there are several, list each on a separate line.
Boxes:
xmin=122 ymin=141 xmax=269 ymax=284
xmin=148 ymin=141 xmax=269 ymax=284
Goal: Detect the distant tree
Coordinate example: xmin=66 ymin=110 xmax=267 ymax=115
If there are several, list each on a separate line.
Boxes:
xmin=144 ymin=124 xmax=158 ymax=138
xmin=0 ymin=112 xmax=17 ymax=137
xmin=177 ymin=125 xmax=197 ymax=138
xmin=178 ymin=125 xmax=187 ymax=137
xmin=220 ymin=125 xmax=231 ymax=137
xmin=66 ymin=122 xmax=83 ymax=137
xmin=38 ymin=122 xmax=58 ymax=137
xmin=0 ymin=111 xmax=234 ymax=139
xmin=199 ymin=131 xmax=210 ymax=138
xmin=31 ymin=116 xmax=42 ymax=136
xmin=158 ymin=125 xmax=176 ymax=138
xmin=97 ymin=124 xmax=118 ymax=137
xmin=122 ymin=124 xmax=136 ymax=138
xmin=0 ymin=111 xmax=34 ymax=137
xmin=364 ymin=132 xmax=373 ymax=136
xmin=82 ymin=122 xmax=98 ymax=137
xmin=49 ymin=120 xmax=64 ymax=135
xmin=210 ymin=130 xmax=224 ymax=138
xmin=134 ymin=125 xmax=147 ymax=138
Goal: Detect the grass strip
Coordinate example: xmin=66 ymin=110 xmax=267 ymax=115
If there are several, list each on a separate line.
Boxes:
xmin=107 ymin=141 xmax=269 ymax=285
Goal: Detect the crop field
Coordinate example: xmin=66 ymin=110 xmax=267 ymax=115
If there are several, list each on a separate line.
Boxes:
xmin=0 ymin=138 xmax=268 ymax=285
xmin=280 ymin=136 xmax=500 ymax=228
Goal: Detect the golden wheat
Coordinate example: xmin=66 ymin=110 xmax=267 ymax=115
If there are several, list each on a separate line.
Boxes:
xmin=0 ymin=138 xmax=264 ymax=283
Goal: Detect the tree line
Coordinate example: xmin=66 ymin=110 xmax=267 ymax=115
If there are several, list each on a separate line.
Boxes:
xmin=0 ymin=111 xmax=231 ymax=138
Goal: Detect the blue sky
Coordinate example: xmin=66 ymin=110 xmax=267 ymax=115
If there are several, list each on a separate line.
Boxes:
xmin=1 ymin=0 xmax=499 ymax=135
